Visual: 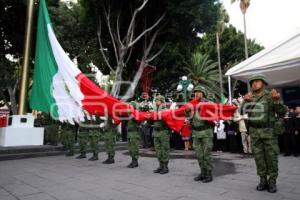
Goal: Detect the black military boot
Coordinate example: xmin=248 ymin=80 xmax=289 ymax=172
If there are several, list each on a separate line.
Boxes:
xmin=88 ymin=153 xmax=99 ymax=161
xmin=202 ymin=176 xmax=213 ymax=183
xmin=256 ymin=177 xmax=268 ymax=191
xmin=102 ymin=157 xmax=115 ymax=164
xmin=202 ymin=171 xmax=213 ymax=183
xmin=159 ymin=161 xmax=169 ymax=174
xmin=194 ymin=174 xmax=205 ymax=181
xmin=268 ymin=178 xmax=277 ymax=193
xmin=153 ymin=162 xmax=163 ymax=173
xmin=76 ymin=152 xmax=86 ymax=159
xmin=127 ymin=158 xmax=138 ymax=168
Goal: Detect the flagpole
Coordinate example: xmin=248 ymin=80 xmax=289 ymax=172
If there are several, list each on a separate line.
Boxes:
xmin=18 ymin=0 xmax=35 ymax=115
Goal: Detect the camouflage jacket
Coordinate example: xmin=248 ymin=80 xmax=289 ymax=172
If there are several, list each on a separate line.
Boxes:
xmin=190 ymin=110 xmax=213 ymax=138
xmin=152 ymin=107 xmax=169 ymax=132
xmin=241 ymin=90 xmax=285 ymax=138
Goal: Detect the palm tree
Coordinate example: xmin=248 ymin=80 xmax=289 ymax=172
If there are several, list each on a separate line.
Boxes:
xmin=231 ymin=0 xmax=250 ymax=59
xmin=216 ymin=6 xmax=229 ymax=102
xmin=184 ymin=53 xmax=222 ymax=101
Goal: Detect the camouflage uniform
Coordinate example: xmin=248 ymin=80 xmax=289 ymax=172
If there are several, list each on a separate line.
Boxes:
xmin=127 ymin=119 xmax=141 ymax=167
xmin=190 ymin=85 xmax=214 ymax=183
xmin=76 ymin=126 xmax=100 ymax=161
xmin=191 ymin=111 xmax=214 ymax=182
xmin=243 ymin=74 xmax=285 ymax=193
xmin=103 ymin=119 xmax=117 ymax=164
xmin=61 ymin=123 xmax=76 ymax=156
xmin=153 ymin=95 xmax=170 ymax=174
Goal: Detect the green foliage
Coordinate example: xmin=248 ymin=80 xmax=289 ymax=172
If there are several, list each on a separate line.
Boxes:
xmin=184 ymin=53 xmax=222 ymax=100
xmin=0 ymin=0 xmax=28 ymax=112
xmin=47 ymin=1 xmax=105 ymax=73
xmin=0 ymin=0 xmax=264 ymax=107
xmin=78 ymin=0 xmax=222 ymax=93
xmin=198 ymin=25 xmax=263 ymax=70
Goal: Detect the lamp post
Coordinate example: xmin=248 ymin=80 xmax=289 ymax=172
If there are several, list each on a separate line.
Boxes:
xmin=176 ymin=76 xmax=193 ymax=151
xmin=177 ymin=76 xmax=194 ymax=103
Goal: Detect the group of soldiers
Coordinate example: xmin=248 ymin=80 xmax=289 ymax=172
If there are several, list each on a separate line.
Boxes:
xmin=61 ymin=117 xmax=119 ymax=164
xmin=61 ymin=74 xmax=285 ymax=193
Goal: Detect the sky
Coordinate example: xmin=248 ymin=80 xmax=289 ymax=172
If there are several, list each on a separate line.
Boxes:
xmin=222 ymin=0 xmax=300 ymax=48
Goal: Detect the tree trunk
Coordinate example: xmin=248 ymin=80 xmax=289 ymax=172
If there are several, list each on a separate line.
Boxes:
xmin=111 ymin=64 xmax=124 ymax=97
xmin=216 ymin=32 xmax=223 ymax=103
xmin=7 ymin=86 xmax=18 ymax=115
xmin=243 ymin=13 xmax=249 ymax=59
xmin=121 ymin=61 xmax=146 ymax=101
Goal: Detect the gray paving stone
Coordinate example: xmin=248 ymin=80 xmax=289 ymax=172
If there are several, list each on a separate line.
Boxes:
xmin=0 ymin=151 xmax=299 ymax=200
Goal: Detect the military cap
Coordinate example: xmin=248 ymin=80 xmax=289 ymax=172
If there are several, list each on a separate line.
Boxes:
xmin=249 ymin=74 xmax=268 ymax=86
xmin=154 ymin=95 xmax=165 ymax=102
xmin=193 ymin=85 xmax=207 ymax=96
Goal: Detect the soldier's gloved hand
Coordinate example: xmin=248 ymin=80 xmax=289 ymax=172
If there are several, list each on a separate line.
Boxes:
xmin=271 ymin=89 xmax=281 ymax=102
xmin=243 ymin=92 xmax=253 ymax=102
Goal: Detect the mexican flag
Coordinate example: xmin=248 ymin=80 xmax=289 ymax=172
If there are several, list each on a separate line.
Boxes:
xmin=30 ymin=0 xmax=237 ymax=129
xmin=30 ymin=0 xmax=87 ymax=124
xmin=30 ymin=0 xmax=130 ymax=124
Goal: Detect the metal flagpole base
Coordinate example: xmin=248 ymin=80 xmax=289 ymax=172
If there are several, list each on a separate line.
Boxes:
xmin=0 ymin=114 xmax=44 ymax=147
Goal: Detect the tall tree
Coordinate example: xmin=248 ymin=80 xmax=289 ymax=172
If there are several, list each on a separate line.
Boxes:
xmin=198 ymin=24 xmax=263 ymax=96
xmin=80 ymin=0 xmax=222 ymax=97
xmin=215 ymin=6 xmax=229 ymax=101
xmin=198 ymin=25 xmax=263 ymax=70
xmin=231 ymin=0 xmax=251 ymax=59
xmin=95 ymin=0 xmax=165 ymax=98
xmin=0 ymin=0 xmax=27 ymax=113
xmin=151 ymin=0 xmax=223 ymax=94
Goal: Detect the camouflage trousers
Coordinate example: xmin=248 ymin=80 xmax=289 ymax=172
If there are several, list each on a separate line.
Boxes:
xmin=251 ymin=135 xmax=279 ymax=180
xmin=153 ymin=130 xmax=170 ymax=162
xmin=104 ymin=131 xmax=117 ymax=159
xmin=193 ymin=137 xmax=213 ymax=176
xmin=78 ymin=132 xmax=99 ymax=154
xmin=61 ymin=130 xmax=75 ymax=154
xmin=128 ymin=132 xmax=141 ymax=160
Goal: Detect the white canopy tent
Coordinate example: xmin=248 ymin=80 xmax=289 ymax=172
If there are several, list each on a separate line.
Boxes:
xmin=226 ymin=30 xmax=300 ymax=103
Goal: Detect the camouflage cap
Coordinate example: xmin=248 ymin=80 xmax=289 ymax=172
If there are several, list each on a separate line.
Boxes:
xmin=154 ymin=95 xmax=165 ymax=103
xmin=193 ymin=85 xmax=207 ymax=96
xmin=249 ymin=74 xmax=268 ymax=86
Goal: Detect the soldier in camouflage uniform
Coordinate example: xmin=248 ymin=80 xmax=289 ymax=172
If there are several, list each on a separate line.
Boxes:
xmin=102 ymin=117 xmax=118 ymax=164
xmin=152 ymin=95 xmax=170 ymax=174
xmin=188 ymin=85 xmax=214 ymax=183
xmin=60 ymin=122 xmax=76 ymax=156
xmin=126 ymin=101 xmax=141 ymax=168
xmin=76 ymin=121 xmax=100 ymax=161
xmin=242 ymin=74 xmax=285 ymax=193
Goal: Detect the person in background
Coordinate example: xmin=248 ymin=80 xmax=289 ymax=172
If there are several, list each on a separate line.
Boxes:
xmin=225 ymin=120 xmax=238 ymax=153
xmin=294 ymin=106 xmax=300 ymax=156
xmin=214 ymin=120 xmax=227 ymax=152
xmin=283 ymin=107 xmax=297 ymax=156
xmin=233 ymin=108 xmax=251 ymax=155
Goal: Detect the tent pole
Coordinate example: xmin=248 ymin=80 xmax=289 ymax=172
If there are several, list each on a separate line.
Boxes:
xmin=228 ymin=76 xmax=232 ymax=105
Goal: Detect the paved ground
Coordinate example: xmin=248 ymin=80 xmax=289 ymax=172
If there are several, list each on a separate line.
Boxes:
xmin=0 ymin=150 xmax=300 ymax=200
